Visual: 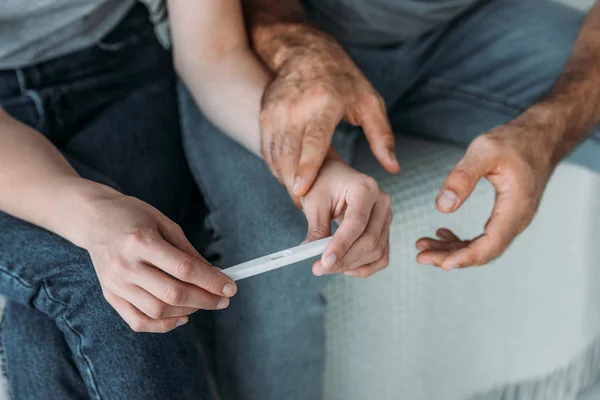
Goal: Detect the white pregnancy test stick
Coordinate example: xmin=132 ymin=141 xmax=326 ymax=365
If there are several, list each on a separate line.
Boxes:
xmin=222 ymin=237 xmax=332 ymax=281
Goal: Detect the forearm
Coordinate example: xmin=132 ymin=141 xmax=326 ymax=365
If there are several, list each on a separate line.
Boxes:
xmin=174 ymin=47 xmax=270 ymax=157
xmin=523 ymin=2 xmax=600 ymax=164
xmin=0 ymin=109 xmax=117 ymax=246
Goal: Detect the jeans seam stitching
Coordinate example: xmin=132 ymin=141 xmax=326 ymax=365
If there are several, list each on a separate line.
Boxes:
xmin=423 ymin=78 xmax=529 ymax=115
xmin=41 ymin=280 xmax=68 ymax=308
xmin=0 ymin=306 xmax=11 ymax=400
xmin=61 ymin=315 xmax=103 ymax=400
xmin=0 ymin=267 xmax=34 ymax=291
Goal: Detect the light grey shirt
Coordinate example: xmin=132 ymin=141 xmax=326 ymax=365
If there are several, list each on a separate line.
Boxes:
xmin=0 ymin=0 xmax=137 ymax=69
xmin=304 ymin=0 xmax=481 ymax=46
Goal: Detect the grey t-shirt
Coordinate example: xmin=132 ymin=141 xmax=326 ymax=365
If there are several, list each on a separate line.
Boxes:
xmin=303 ymin=0 xmax=481 ymax=46
xmin=0 ymin=0 xmax=136 ymax=69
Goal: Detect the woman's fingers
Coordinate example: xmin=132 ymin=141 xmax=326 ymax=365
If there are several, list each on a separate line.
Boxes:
xmin=103 ymin=291 xmax=187 ymax=334
xmin=345 ymin=240 xmax=390 ymax=278
xmin=114 ymin=283 xmax=198 ymax=319
xmin=318 ymin=177 xmax=379 ymax=274
xmin=329 ymin=204 xmax=391 ymax=274
xmin=314 ymin=190 xmax=392 ymax=276
xmin=131 ymin=262 xmax=230 ymax=310
xmin=136 ymin=229 xmax=237 ymax=298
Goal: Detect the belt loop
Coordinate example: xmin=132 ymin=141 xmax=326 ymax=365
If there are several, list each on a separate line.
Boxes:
xmin=15 ymin=68 xmax=26 ymax=94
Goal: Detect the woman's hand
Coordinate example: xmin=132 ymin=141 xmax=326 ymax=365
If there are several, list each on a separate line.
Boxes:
xmin=301 ymin=151 xmax=393 ymax=278
xmin=76 ymin=186 xmax=237 ymax=333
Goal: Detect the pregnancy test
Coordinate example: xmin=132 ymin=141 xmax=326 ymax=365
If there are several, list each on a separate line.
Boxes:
xmin=222 ymin=237 xmax=332 ymax=281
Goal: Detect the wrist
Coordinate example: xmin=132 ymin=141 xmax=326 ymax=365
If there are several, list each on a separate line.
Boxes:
xmin=516 ymin=102 xmax=575 ymax=165
xmin=45 ymin=178 xmax=121 ymax=249
xmin=252 ymin=23 xmax=346 ymax=72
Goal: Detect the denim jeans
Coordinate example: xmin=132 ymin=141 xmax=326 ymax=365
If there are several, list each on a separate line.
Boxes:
xmin=0 ymin=5 xmax=214 ymax=400
xmin=178 ymin=1 xmax=599 ymax=400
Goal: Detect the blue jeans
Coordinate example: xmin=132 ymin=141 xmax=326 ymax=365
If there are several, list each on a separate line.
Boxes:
xmin=0 ymin=5 xmax=215 ymax=400
xmin=178 ymin=0 xmax=600 ymax=399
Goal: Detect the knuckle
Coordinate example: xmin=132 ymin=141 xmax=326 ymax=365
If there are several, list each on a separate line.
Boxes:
xmin=205 ymin=272 xmax=222 ymax=294
xmin=162 ymin=285 xmax=184 ymax=305
xmin=473 ymin=134 xmax=504 ymax=155
xmin=448 ymin=168 xmax=473 ymax=192
xmin=376 ymin=243 xmax=386 ymax=260
xmin=361 ymin=236 xmax=379 ymax=254
xmin=351 ymin=212 xmax=370 ymax=231
xmin=175 ymin=258 xmax=194 ymax=281
xmin=127 ymin=228 xmax=158 ymax=250
xmin=128 ymin=318 xmax=146 ymax=333
xmin=363 ymin=93 xmax=384 ymax=109
xmin=170 ymin=223 xmax=185 ymax=236
xmin=381 ymin=192 xmax=392 ymax=209
xmin=194 ymin=292 xmax=220 ymax=310
xmin=104 ymin=274 xmax=123 ymax=292
xmin=382 ymin=254 xmax=390 ymax=267
xmin=308 ymin=224 xmax=329 ymax=240
xmin=359 ymin=175 xmax=379 ymax=194
xmin=354 ymin=269 xmax=371 ymax=279
xmin=146 ymin=303 xmax=166 ymax=320
xmin=303 ymin=130 xmax=325 ymax=148
xmin=311 ymin=84 xmax=334 ymax=101
xmin=259 ymin=107 xmax=274 ymax=126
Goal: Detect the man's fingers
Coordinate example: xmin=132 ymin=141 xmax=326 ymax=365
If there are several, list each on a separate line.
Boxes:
xmin=356 ymin=95 xmax=400 ymax=174
xmin=437 ymin=148 xmax=493 ymax=213
xmin=276 ymin=122 xmax=306 ymax=192
xmin=440 ymin=191 xmax=525 ymax=270
xmin=415 ymin=238 xmax=465 ymax=252
xmin=138 ymin=231 xmax=237 ymax=297
xmin=293 ymin=111 xmax=339 ymax=197
xmin=104 ymin=292 xmax=187 ymax=334
xmin=416 ymin=249 xmax=451 ymax=267
xmin=436 ymin=228 xmax=460 ymax=241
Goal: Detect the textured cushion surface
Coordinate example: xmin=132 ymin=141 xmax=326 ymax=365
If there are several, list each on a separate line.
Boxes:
xmin=323 ymin=137 xmax=600 ymax=400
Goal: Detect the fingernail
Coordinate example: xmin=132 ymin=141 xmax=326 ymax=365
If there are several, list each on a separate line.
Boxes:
xmin=345 ymin=270 xmax=359 ymax=277
xmin=445 ymin=263 xmax=460 ymax=271
xmin=293 ymin=177 xmax=302 ymax=193
xmin=416 ymin=243 xmax=425 ymax=251
xmin=390 ymin=151 xmax=398 ymax=164
xmin=217 ymin=297 xmax=230 ymax=310
xmin=438 ymin=190 xmax=458 ymax=212
xmin=222 ymin=283 xmax=237 ymax=297
xmin=322 ymin=254 xmax=337 ymax=270
xmin=175 ymin=318 xmax=187 ymax=328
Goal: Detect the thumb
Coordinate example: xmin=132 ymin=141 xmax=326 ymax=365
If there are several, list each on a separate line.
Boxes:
xmin=437 ymin=148 xmax=492 ymax=213
xmin=301 ymin=197 xmax=332 ymax=244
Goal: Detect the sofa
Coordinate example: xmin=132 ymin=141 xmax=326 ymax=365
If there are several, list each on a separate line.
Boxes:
xmin=323 ymin=136 xmax=600 ymax=400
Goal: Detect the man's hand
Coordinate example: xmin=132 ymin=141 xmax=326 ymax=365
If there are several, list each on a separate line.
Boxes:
xmin=416 ymin=113 xmax=559 ymax=271
xmin=301 ymin=151 xmax=393 ymax=278
xmin=79 ymin=189 xmax=237 ymax=333
xmin=250 ymin=18 xmax=400 ymax=199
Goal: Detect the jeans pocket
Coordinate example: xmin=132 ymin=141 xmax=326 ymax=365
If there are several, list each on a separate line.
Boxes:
xmin=95 ymin=4 xmax=155 ymax=52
